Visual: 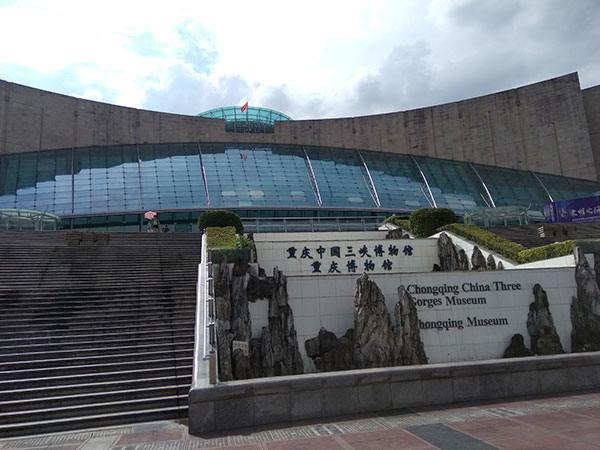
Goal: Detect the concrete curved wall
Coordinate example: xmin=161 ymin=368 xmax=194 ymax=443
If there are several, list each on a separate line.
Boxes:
xmin=1 ymin=73 xmax=598 ymax=181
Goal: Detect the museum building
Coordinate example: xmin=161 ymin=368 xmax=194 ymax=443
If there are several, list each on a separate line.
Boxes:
xmin=0 ymin=72 xmax=599 ymax=231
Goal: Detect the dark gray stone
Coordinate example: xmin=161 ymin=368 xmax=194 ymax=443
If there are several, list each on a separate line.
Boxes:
xmin=486 ymin=254 xmax=496 ymax=270
xmin=503 ymin=333 xmax=534 ymax=358
xmin=497 ymin=261 xmax=504 ymax=270
xmin=457 ymin=249 xmax=469 ymax=270
xmin=232 ymin=348 xmax=252 ymax=380
xmin=246 ymin=275 xmax=276 ymax=302
xmin=214 ymin=397 xmax=254 ymax=430
xmin=253 ymin=393 xmax=291 ymax=425
xmin=215 ymin=263 xmax=233 ymax=381
xmin=438 ymin=232 xmax=460 ymax=271
xmin=571 ymin=248 xmax=600 ymax=352
xmin=408 ymin=424 xmax=498 ymax=450
xmin=290 ymin=390 xmax=323 ymax=420
xmin=259 ymin=267 xmax=304 ymax=376
xmin=527 ymin=284 xmax=564 ymax=355
xmin=358 ymin=383 xmax=392 ymax=412
xmin=353 ymin=274 xmax=398 ymax=368
xmin=471 ymin=246 xmax=487 ymax=271
xmin=323 ymin=386 xmax=359 ymax=416
xmin=391 ymin=380 xmax=422 ymax=408
xmin=230 ymin=261 xmax=251 ymax=343
xmin=396 ymin=286 xmax=428 ymax=365
xmin=304 ymin=327 xmax=354 ymax=372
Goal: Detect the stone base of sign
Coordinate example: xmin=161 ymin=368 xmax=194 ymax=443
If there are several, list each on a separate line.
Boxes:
xmin=188 ymin=351 xmax=600 ymax=434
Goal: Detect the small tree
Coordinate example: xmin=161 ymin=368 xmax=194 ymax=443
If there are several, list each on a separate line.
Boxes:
xmin=197 ymin=210 xmax=244 ymax=234
xmin=409 ymin=208 xmax=457 ymax=238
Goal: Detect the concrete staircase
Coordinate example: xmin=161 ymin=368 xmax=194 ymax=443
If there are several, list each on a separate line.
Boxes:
xmin=488 ymin=222 xmax=600 ymax=249
xmin=0 ymin=231 xmax=202 ymax=438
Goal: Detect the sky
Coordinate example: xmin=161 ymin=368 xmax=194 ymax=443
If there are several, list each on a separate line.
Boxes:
xmin=0 ymin=0 xmax=599 ymax=120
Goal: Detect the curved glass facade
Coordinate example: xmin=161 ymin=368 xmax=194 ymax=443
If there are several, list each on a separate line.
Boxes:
xmin=1 ymin=142 xmax=599 ymax=230
xmin=197 ymin=106 xmax=292 ymax=133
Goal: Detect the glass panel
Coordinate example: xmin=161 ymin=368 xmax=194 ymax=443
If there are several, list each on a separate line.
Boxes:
xmin=413 ymin=156 xmax=490 ymax=214
xmin=304 ymin=146 xmax=376 ymax=209
xmin=535 ymin=172 xmax=600 ymax=202
xmin=138 ymin=143 xmax=206 ymax=211
xmin=201 ymin=143 xmax=317 ymax=208
xmin=473 ymin=163 xmax=548 ymax=211
xmin=360 ymin=151 xmax=431 ymax=212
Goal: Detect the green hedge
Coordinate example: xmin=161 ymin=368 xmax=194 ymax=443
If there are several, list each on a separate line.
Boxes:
xmin=437 ymin=223 xmax=578 ymax=264
xmin=384 ymin=215 xmax=411 ymax=230
xmin=409 ymin=208 xmax=457 ymax=238
xmin=437 ymin=223 xmax=525 ymax=261
xmin=206 ymin=226 xmax=238 ymax=249
xmin=198 ymin=210 xmax=244 ymax=234
xmin=517 ymin=240 xmax=574 ymax=264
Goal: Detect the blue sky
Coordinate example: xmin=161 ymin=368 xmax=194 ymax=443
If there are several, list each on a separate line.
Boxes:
xmin=1 ymin=0 xmax=599 ymax=119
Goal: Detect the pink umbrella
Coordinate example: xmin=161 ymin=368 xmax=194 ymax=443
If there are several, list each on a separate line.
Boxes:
xmin=144 ymin=211 xmax=157 ymax=220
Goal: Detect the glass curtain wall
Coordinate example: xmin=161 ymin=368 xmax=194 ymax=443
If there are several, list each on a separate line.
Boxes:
xmin=2 ymin=143 xmax=600 ymax=225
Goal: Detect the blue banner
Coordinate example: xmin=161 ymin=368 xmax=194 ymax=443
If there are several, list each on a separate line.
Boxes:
xmin=544 ymin=196 xmax=600 ymax=223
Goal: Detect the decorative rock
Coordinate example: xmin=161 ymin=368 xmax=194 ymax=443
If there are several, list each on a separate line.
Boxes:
xmin=486 ymin=254 xmax=496 ymax=270
xmin=304 ymin=327 xmax=355 ymax=372
xmin=437 ymin=232 xmax=460 ymax=271
xmin=230 ymin=261 xmax=251 ymax=343
xmin=595 ymin=253 xmax=600 ymax=291
xmin=386 ymin=228 xmax=405 ymax=239
xmin=306 ymin=278 xmax=428 ymax=372
xmin=396 ymin=286 xmax=428 ymax=365
xmin=215 ymin=263 xmax=233 ymax=381
xmin=231 ymin=348 xmax=252 ymax=380
xmin=571 ymin=248 xmax=600 ymax=352
xmin=246 ymin=275 xmax=276 ymax=302
xmin=353 ymin=274 xmax=398 ymax=368
xmin=497 ymin=261 xmax=504 ymax=270
xmin=471 ymin=246 xmax=487 ymax=271
xmin=214 ymin=263 xmax=303 ymax=380
xmin=259 ymin=267 xmax=304 ymax=376
xmin=526 ymin=284 xmax=564 ymax=355
xmin=503 ymin=333 xmax=533 ymax=358
xmin=457 ymin=249 xmax=469 ymax=270
xmin=260 ymin=326 xmax=275 ymax=377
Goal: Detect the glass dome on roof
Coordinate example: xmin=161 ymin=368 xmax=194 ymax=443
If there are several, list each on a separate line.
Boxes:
xmin=197 ymin=106 xmax=292 ymax=133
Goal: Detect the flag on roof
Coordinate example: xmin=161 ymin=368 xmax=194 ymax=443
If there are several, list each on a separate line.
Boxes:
xmin=241 ymin=102 xmax=248 ymax=112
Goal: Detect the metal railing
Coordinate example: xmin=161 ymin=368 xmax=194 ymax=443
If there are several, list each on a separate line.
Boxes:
xmin=193 ymin=232 xmax=217 ymax=385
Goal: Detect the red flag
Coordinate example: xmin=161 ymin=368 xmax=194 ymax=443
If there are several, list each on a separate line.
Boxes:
xmin=241 ymin=153 xmax=247 ymax=160
xmin=241 ymin=102 xmax=248 ymax=112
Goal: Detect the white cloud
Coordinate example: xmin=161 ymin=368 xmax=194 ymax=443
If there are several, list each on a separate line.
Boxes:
xmin=81 ymin=89 xmax=103 ymax=101
xmin=0 ymin=0 xmax=598 ymax=119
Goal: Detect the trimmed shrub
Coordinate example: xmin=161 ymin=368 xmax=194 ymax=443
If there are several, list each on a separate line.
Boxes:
xmin=384 ymin=215 xmax=411 ymax=230
xmin=206 ymin=226 xmax=238 ymax=249
xmin=438 ymin=223 xmax=525 ymax=261
xmin=409 ymin=208 xmax=457 ymax=237
xmin=517 ymin=240 xmax=574 ymax=264
xmin=198 ymin=210 xmax=243 ymax=234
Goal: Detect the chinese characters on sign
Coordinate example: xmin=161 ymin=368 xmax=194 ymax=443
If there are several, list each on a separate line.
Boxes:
xmin=286 ymin=242 xmax=415 ymax=274
xmin=544 ymin=196 xmax=600 ymax=223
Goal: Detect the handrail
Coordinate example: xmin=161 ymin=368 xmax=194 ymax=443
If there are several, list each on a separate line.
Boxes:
xmin=192 ymin=232 xmax=217 ymax=385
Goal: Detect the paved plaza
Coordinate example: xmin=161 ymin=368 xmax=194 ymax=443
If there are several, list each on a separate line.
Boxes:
xmin=2 ymin=391 xmax=600 ymax=450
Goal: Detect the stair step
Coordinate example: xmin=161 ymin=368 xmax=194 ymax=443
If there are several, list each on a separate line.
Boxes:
xmin=0 ymin=404 xmax=188 ymax=438
xmin=0 ymin=322 xmax=195 ymax=341
xmin=0 ymin=365 xmax=193 ymax=391
xmin=0 ymin=374 xmax=192 ymax=402
xmin=0 ymin=395 xmax=187 ymax=425
xmin=0 ymin=384 xmax=190 ymax=413
xmin=0 ymin=230 xmax=202 ymax=437
xmin=0 ymin=341 xmax=193 ymax=362
xmin=0 ymin=348 xmax=192 ymax=369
